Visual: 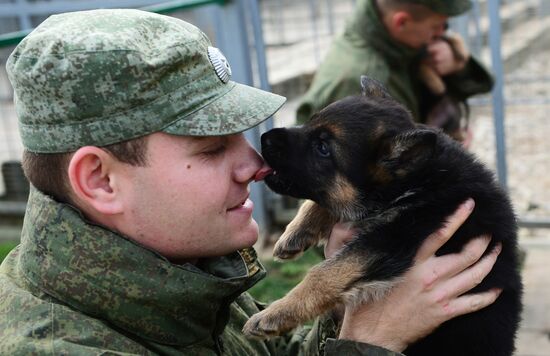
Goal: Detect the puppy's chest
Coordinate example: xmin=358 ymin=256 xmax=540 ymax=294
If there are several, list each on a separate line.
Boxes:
xmin=353 ymin=202 xmax=414 ymax=234
xmin=351 ymin=202 xmax=439 ymax=249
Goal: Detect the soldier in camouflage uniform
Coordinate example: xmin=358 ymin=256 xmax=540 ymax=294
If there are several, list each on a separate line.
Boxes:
xmin=0 ymin=9 xmax=501 ymax=355
xmin=297 ymin=0 xmax=493 ymax=134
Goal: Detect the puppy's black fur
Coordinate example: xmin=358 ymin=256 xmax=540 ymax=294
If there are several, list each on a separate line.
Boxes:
xmin=247 ymin=78 xmax=521 ymax=356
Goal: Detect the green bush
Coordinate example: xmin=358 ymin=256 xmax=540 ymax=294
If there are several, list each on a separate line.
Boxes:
xmin=248 ymin=249 xmax=323 ymax=303
xmin=0 ymin=242 xmax=17 ymax=264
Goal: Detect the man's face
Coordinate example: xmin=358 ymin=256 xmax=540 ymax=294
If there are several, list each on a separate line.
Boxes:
xmin=398 ymin=13 xmax=448 ymax=49
xmin=120 ymin=132 xmax=264 ymax=261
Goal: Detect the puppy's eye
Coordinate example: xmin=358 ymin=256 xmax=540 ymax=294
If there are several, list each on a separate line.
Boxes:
xmin=316 ymin=141 xmax=330 ymax=157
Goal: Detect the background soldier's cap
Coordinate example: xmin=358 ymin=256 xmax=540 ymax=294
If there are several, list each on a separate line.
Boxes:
xmin=6 ymin=9 xmax=286 ymax=153
xmin=405 ymin=0 xmax=472 ymax=16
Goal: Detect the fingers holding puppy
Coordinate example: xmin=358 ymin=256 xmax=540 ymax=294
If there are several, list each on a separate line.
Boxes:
xmin=414 ymin=199 xmax=502 ymax=321
xmin=416 ymin=198 xmax=475 ymax=262
xmin=324 ymin=221 xmax=356 ymax=259
xmin=435 ymin=242 xmax=502 ymax=318
xmin=338 ymin=199 xmax=502 ymax=352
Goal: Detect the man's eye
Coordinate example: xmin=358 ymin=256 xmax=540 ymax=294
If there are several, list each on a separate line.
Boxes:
xmin=316 ymin=141 xmax=330 ymax=157
xmin=202 ymin=144 xmax=226 ymax=158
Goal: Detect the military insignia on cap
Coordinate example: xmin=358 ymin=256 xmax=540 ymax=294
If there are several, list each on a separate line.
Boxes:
xmin=208 ymin=46 xmax=232 ymax=83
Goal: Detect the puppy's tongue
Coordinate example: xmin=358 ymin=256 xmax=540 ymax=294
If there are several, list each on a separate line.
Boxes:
xmin=254 ymin=166 xmax=274 ymax=182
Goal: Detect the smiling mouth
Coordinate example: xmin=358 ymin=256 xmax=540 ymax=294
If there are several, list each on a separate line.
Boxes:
xmin=228 ymin=195 xmax=251 ymax=211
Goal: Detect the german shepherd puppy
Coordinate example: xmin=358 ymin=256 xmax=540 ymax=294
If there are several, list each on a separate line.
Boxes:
xmin=419 ymin=33 xmax=472 ymax=143
xmin=243 ymin=77 xmax=522 ymax=356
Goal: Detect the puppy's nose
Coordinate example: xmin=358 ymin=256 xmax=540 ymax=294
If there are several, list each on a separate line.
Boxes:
xmin=261 ymin=128 xmax=288 ymax=150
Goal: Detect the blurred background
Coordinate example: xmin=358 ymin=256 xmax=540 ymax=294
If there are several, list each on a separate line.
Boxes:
xmin=1 ymin=1 xmax=549 ymax=354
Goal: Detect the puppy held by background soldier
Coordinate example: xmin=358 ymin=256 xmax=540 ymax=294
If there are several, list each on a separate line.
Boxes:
xmin=243 ymin=76 xmax=522 ymax=356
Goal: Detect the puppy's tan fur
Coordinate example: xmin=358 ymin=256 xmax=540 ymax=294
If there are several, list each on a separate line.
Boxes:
xmin=242 ymin=251 xmax=365 ymax=337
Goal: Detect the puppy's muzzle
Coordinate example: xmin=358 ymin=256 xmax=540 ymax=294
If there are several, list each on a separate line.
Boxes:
xmin=261 ymin=128 xmax=297 ymax=195
xmin=261 ymin=128 xmax=288 ymax=164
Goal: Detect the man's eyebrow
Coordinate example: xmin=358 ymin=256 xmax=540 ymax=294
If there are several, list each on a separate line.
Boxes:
xmin=188 ymin=136 xmax=227 ymax=146
xmin=188 ymin=137 xmax=209 ymax=143
xmin=188 ymin=136 xmax=218 ymax=144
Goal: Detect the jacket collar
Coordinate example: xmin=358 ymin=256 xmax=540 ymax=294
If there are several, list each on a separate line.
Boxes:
xmin=18 ymin=187 xmax=265 ymax=346
xmin=346 ymin=0 xmax=420 ymax=65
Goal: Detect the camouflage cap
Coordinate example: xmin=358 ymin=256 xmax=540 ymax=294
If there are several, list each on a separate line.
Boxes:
xmin=404 ymin=0 xmax=472 ymax=16
xmin=6 ymin=9 xmax=286 ymax=153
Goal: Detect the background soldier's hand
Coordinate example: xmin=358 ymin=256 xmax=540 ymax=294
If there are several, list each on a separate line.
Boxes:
xmin=427 ymin=37 xmax=468 ymax=76
xmin=331 ymin=199 xmax=502 ymax=352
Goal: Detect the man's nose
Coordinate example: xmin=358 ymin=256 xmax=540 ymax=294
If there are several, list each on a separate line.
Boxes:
xmin=234 ymin=139 xmax=264 ymax=183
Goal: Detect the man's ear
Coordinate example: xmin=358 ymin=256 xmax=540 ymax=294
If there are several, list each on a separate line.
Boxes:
xmin=378 ymin=130 xmax=437 ymax=174
xmin=392 ymin=11 xmax=412 ymax=31
xmin=67 ymin=146 xmax=124 ymax=215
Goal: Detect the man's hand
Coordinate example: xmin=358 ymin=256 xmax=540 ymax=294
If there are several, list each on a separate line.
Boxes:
xmin=427 ymin=36 xmax=469 ymax=76
xmin=328 ymin=199 xmax=501 ymax=352
xmin=325 ymin=221 xmax=356 ymax=259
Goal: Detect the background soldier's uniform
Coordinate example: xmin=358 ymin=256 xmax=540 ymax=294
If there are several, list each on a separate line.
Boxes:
xmin=0 ymin=9 xmax=402 ymax=355
xmin=296 ymin=0 xmax=493 ymax=123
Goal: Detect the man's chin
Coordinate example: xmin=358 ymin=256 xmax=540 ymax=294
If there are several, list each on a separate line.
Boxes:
xmin=234 ymin=221 xmax=260 ymax=250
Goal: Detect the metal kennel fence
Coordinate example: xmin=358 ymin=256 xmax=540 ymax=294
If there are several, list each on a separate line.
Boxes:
xmin=257 ymin=0 xmax=550 ymax=231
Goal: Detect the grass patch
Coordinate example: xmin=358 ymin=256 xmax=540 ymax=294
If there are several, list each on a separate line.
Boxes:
xmin=0 ymin=242 xmax=17 ymax=264
xmin=248 ymin=249 xmax=323 ymax=303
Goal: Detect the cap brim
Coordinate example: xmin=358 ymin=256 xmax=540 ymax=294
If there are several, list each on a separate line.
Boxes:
xmin=163 ymin=82 xmax=286 ymax=136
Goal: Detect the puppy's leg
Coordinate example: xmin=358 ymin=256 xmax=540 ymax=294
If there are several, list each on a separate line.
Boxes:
xmin=273 ymin=200 xmax=335 ymax=260
xmin=243 ymin=249 xmax=364 ymax=338
xmin=420 ymin=63 xmax=446 ymax=95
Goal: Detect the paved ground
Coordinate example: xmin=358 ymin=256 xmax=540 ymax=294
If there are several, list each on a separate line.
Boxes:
xmin=516 ymin=243 xmax=550 ymax=355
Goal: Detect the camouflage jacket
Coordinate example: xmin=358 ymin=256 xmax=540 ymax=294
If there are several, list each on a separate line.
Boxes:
xmin=0 ymin=188 xmax=402 ymax=355
xmin=296 ymin=0 xmax=493 ymax=123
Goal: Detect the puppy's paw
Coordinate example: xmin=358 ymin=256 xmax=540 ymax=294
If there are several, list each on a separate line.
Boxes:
xmin=273 ymin=230 xmax=314 ymax=260
xmin=242 ymin=309 xmax=292 ymax=338
xmin=273 ymin=241 xmax=305 ymax=260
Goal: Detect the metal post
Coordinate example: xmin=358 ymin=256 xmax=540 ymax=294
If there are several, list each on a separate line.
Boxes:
xmin=487 ymin=0 xmax=508 ymax=189
xmin=248 ymin=0 xmax=270 ymax=92
xmin=14 ymin=0 xmax=32 ymax=31
xmin=248 ymin=0 xmax=275 ymax=133
xmin=519 ymin=219 xmax=550 ymax=229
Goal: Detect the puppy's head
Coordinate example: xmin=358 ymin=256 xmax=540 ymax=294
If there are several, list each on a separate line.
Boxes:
xmin=261 ymin=77 xmax=438 ymax=220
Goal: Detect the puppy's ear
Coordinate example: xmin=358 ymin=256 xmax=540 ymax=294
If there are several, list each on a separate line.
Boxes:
xmin=360 ymin=75 xmax=393 ymax=99
xmin=379 ymin=130 xmax=437 ymax=174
